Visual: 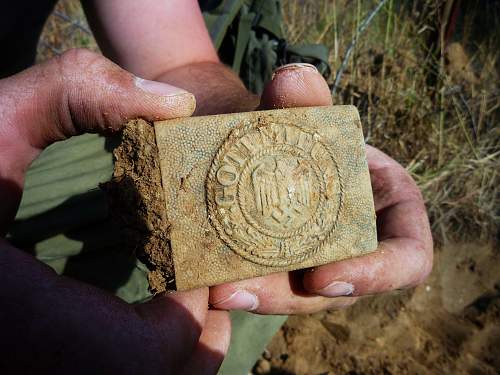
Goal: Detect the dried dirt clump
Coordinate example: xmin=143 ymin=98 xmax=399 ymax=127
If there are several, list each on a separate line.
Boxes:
xmin=103 ymin=119 xmax=174 ymax=293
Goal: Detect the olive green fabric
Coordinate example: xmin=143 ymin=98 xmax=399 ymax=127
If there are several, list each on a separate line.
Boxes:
xmin=8 ymin=134 xmax=151 ymax=303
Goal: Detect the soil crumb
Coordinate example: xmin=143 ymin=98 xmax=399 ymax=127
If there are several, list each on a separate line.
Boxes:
xmin=102 ymin=119 xmax=174 ymax=293
xmin=256 ymin=242 xmax=500 ymax=375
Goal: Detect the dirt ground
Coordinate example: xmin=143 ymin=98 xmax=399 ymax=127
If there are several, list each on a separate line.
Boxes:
xmin=253 ymin=242 xmax=500 ymax=375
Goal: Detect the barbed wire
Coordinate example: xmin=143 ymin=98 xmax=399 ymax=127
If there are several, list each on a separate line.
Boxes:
xmin=38 ymin=7 xmax=97 ymax=59
xmin=332 ymin=0 xmax=389 ymax=94
xmin=53 ymin=10 xmax=92 ymax=35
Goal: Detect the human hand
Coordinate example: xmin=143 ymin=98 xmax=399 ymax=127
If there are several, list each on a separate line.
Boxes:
xmin=209 ymin=63 xmax=433 ymax=314
xmin=0 ymin=49 xmax=229 ymax=374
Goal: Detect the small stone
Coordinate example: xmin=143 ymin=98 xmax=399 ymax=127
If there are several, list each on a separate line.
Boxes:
xmin=254 ymin=359 xmax=271 ymax=374
xmin=262 ymin=349 xmax=272 ymax=360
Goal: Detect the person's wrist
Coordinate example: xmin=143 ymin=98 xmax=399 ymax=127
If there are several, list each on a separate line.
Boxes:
xmin=153 ymin=61 xmax=260 ymax=115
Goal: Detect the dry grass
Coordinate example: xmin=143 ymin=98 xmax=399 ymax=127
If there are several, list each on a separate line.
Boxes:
xmin=283 ymin=0 xmax=499 ymax=244
xmin=39 ymin=0 xmax=499 ymax=244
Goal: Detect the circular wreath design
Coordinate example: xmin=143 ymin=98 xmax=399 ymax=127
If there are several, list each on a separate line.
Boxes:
xmin=206 ymin=121 xmax=344 ymax=267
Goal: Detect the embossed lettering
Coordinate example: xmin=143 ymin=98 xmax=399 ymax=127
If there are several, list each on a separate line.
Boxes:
xmin=215 ymin=186 xmax=236 ymax=207
xmin=239 ymin=135 xmax=258 ymax=154
xmin=225 ymin=150 xmax=246 ymax=168
xmin=310 ymin=142 xmax=325 ymax=160
xmin=297 ymin=131 xmax=313 ymax=153
xmin=285 ymin=125 xmax=301 ymax=145
xmin=216 ymin=164 xmax=238 ymax=186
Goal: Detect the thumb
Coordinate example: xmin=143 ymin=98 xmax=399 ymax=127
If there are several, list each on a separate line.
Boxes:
xmin=259 ymin=63 xmax=332 ymax=109
xmin=134 ymin=288 xmax=210 ymax=370
xmin=0 ymin=48 xmax=195 ymax=165
xmin=0 ymin=48 xmax=194 ymax=234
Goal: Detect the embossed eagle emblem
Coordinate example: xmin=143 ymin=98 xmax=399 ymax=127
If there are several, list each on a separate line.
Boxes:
xmin=251 ymin=157 xmax=313 ymax=224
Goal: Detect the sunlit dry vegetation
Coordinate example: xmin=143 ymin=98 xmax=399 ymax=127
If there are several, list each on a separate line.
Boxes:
xmin=283 ymin=0 xmax=499 ymax=243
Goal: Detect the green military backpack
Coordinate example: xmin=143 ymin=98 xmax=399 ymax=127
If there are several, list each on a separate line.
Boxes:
xmin=200 ymin=0 xmax=331 ymax=94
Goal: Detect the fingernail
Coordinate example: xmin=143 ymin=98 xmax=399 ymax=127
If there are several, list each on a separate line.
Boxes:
xmin=134 ymin=77 xmax=190 ymax=96
xmin=273 ymin=63 xmax=318 ymax=77
xmin=212 ymin=290 xmax=259 ymax=311
xmin=317 ymin=281 xmax=354 ymax=297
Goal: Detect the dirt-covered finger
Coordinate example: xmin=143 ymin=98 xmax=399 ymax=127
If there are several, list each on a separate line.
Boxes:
xmin=303 ymin=235 xmax=433 ymax=297
xmin=302 ymin=145 xmax=433 ymax=297
xmin=134 ymin=288 xmax=209 ymax=369
xmin=209 ymin=272 xmax=357 ymax=315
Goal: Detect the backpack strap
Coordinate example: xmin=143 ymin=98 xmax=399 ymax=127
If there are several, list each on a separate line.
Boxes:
xmin=280 ymin=43 xmax=331 ymax=79
xmin=232 ymin=5 xmax=253 ymax=72
xmin=246 ymin=0 xmax=283 ymax=38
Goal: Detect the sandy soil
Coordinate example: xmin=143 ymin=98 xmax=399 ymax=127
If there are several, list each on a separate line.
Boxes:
xmin=254 ymin=242 xmax=500 ymax=375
